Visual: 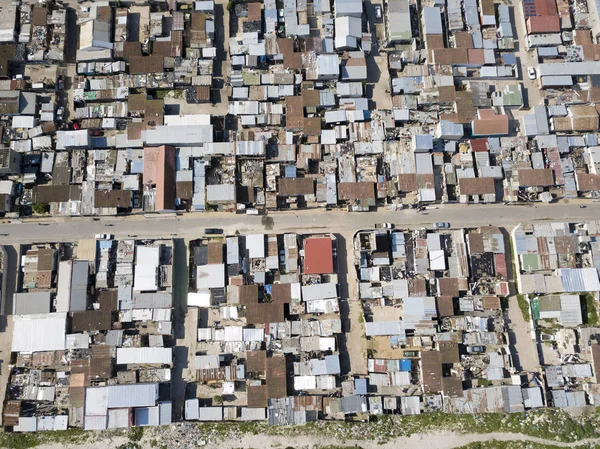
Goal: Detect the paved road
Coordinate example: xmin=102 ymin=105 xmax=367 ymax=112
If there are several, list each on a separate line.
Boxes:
xmin=0 ymin=203 xmax=596 ymax=244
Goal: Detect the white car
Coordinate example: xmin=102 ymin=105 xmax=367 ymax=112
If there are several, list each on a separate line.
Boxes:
xmin=94 ymin=233 xmax=113 ymax=240
xmin=374 ymin=5 xmax=382 ymax=19
xmin=527 ymin=67 xmax=537 ymax=80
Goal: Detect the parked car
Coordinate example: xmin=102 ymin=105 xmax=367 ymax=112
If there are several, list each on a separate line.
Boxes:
xmin=527 ymin=67 xmax=537 ymax=80
xmin=374 ymin=5 xmax=382 ymax=19
xmin=205 ymin=228 xmax=223 ymax=235
xmin=541 ymin=333 xmax=556 ymax=341
xmin=403 ymin=350 xmax=419 ymax=357
xmin=375 ymin=223 xmax=394 ymax=229
xmin=466 ymin=345 xmax=485 ymax=354
xmin=94 ymin=233 xmax=113 ymax=240
xmin=434 ymin=222 xmax=450 ymax=229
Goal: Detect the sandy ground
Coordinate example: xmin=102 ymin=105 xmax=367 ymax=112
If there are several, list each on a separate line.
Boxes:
xmin=23 ymin=430 xmax=600 ymax=449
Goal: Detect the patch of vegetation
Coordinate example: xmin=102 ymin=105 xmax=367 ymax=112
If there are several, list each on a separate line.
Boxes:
xmin=0 ymin=428 xmax=89 ymax=449
xmin=128 ymin=426 xmax=144 ymax=442
xmin=31 ymin=203 xmax=49 ymax=215
xmin=517 ymin=294 xmax=530 ymax=322
xmin=455 ymin=442 xmax=600 ymax=449
xmin=583 ymin=292 xmax=599 ymax=325
xmin=213 ymin=395 xmax=224 ymax=405
xmin=477 ymin=379 xmax=493 ymax=387
xmin=188 ymin=409 xmax=600 ymax=444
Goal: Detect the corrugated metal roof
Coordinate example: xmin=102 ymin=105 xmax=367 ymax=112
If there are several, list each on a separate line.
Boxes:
xmin=198 ymin=406 xmax=223 ymax=421
xmin=12 ymin=313 xmax=67 ymax=353
xmin=116 ymin=348 xmax=172 ymax=365
xmin=106 ymin=383 xmax=159 ymax=408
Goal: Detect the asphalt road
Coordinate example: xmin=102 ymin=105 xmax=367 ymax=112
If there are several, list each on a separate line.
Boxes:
xmin=0 ymin=203 xmax=597 ymax=244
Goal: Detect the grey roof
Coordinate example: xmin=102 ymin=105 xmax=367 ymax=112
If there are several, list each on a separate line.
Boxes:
xmin=538 ymin=62 xmax=600 ymax=77
xmin=522 ymin=387 xmax=544 ymax=408
xmin=106 ymin=383 xmax=159 ymax=408
xmin=423 ymin=7 xmax=443 ymax=35
xmin=132 ymin=292 xmax=172 ymax=309
xmin=387 ymin=0 xmax=412 ymax=42
xmin=340 ymin=395 xmax=368 ymax=414
xmin=13 ymin=292 xmax=52 ymax=315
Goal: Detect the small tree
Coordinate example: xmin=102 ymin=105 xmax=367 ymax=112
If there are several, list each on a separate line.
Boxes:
xmin=32 ymin=203 xmax=49 ymax=215
xmin=213 ymin=395 xmax=223 ymax=405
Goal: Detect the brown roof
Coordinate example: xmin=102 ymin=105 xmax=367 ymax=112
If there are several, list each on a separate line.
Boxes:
xmin=121 ymin=42 xmax=143 ymax=60
xmin=408 ymin=278 xmax=427 ymax=296
xmin=246 ymin=350 xmax=267 ymax=373
xmin=152 ymin=41 xmax=172 ymax=57
xmin=527 ymin=15 xmax=560 ymax=33
xmin=455 ymin=91 xmax=476 ymax=124
xmin=278 ymin=177 xmax=315 ymax=196
xmin=271 ymin=283 xmax=292 ymax=303
xmin=0 ymin=44 xmax=16 ymax=78
xmin=248 ymin=2 xmax=262 ymax=21
xmin=431 ymin=48 xmax=469 ymax=65
xmin=207 ymin=242 xmax=223 ymax=264
xmin=90 ymin=345 xmax=112 ymax=378
xmin=471 ymin=109 xmax=509 ymax=136
xmin=438 ymin=86 xmax=456 ymax=103
xmin=438 ymin=278 xmax=459 ymax=297
xmin=518 ymin=168 xmax=554 ymax=186
xmin=128 ymin=121 xmax=144 ymax=140
xmin=436 ymin=296 xmax=455 ymax=317
xmin=144 ymin=145 xmax=176 ymax=210
xmin=195 ymin=85 xmax=211 ymax=102
xmin=129 ymin=55 xmax=164 ymax=75
xmin=480 ymin=0 xmax=495 ymax=14
xmin=338 ymin=182 xmax=376 ymax=203
xmin=442 ymin=377 xmax=464 ymax=397
xmin=128 ymin=94 xmax=146 ymax=113
xmin=266 ymin=356 xmax=287 ymax=398
xmin=421 ymin=351 xmax=443 ymax=393
xmin=467 ymin=49 xmax=485 ymax=65
xmin=304 ymin=117 xmax=321 ymax=136
xmin=246 ymin=302 xmax=284 ymax=324
xmin=302 ymin=89 xmax=320 ymax=107
xmin=439 ymin=341 xmax=460 ymax=364
xmin=576 ymin=173 xmax=600 ymax=191
xmin=569 ymin=105 xmax=599 ymax=131
xmin=591 ymin=345 xmax=600 ymax=382
xmin=285 ymin=96 xmax=304 ymax=130
xmin=554 ymin=235 xmax=575 ymax=254
xmin=278 ymin=38 xmax=303 ymax=70
xmin=176 ymin=181 xmax=193 ymax=199
xmin=37 ymin=248 xmax=55 ymax=271
xmin=398 ymin=174 xmax=417 ymax=192
xmin=34 ymin=185 xmax=81 ymax=204
xmin=171 ymin=30 xmax=183 ymax=57
xmin=31 ymin=6 xmax=48 ymax=26
xmin=99 ymin=290 xmax=118 ymax=311
xmin=482 ymin=296 xmax=501 ymax=310
xmin=458 ymin=177 xmax=496 ymax=195
xmin=71 ymin=311 xmax=112 ymax=332
xmin=94 ymin=190 xmax=132 ymax=208
xmin=239 ymin=284 xmax=259 ymax=305
xmin=468 ymin=232 xmax=485 ymax=253
xmin=454 ymin=32 xmax=474 ymax=49
xmin=247 ymin=385 xmax=268 ymax=407
xmin=470 ymin=138 xmax=488 ymax=152
xmin=425 ymin=34 xmax=445 ymax=50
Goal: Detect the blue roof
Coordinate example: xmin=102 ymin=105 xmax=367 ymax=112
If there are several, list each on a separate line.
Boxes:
xmin=400 ymin=359 xmax=412 ymax=371
xmin=285 ymin=165 xmax=297 ymax=178
xmin=354 ymin=378 xmax=368 ymax=395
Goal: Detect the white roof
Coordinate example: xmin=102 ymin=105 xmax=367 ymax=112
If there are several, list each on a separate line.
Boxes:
xmin=12 ymin=313 xmax=67 ymax=353
xmin=12 ymin=116 xmax=36 ymax=129
xmin=302 ymin=283 xmax=338 ymax=301
xmin=145 ymin=125 xmax=213 ymax=145
xmin=85 ymin=386 xmax=109 ymax=416
xmin=429 ymin=249 xmax=446 ymax=271
xmin=246 ymin=234 xmax=265 ymax=258
xmin=134 ymin=246 xmax=160 ymax=292
xmin=196 ymin=264 xmax=225 ymax=289
xmin=294 ymin=375 xmax=317 ymax=390
xmin=188 ymin=290 xmax=212 ymax=307
xmin=163 ymin=114 xmax=211 ymax=126
xmin=116 ymin=347 xmax=172 ymax=365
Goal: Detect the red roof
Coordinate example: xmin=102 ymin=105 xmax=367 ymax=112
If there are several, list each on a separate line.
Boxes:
xmin=303 ymin=237 xmax=334 ymax=274
xmin=527 ymin=15 xmax=560 ymax=34
xmin=470 ymin=138 xmax=487 ymax=152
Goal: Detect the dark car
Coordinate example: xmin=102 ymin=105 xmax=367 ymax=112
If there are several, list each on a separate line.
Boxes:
xmin=205 ymin=228 xmax=223 ymax=235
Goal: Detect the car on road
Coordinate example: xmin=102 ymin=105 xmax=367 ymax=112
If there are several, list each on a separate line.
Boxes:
xmin=94 ymin=233 xmax=113 ymax=240
xmin=375 ymin=223 xmax=394 ymax=229
xmin=374 ymin=5 xmax=382 ymax=19
xmin=466 ymin=345 xmax=485 ymax=354
xmin=434 ymin=222 xmax=450 ymax=229
xmin=205 ymin=228 xmax=223 ymax=235
xmin=528 ymin=67 xmax=537 ymax=80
